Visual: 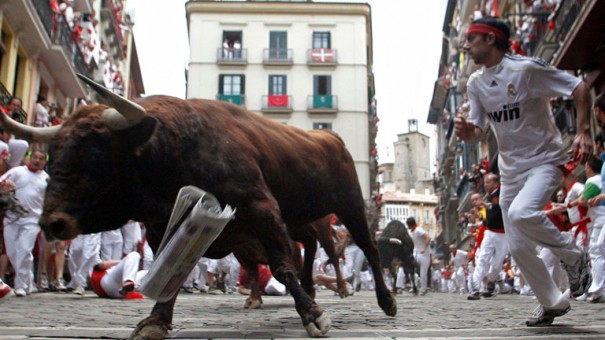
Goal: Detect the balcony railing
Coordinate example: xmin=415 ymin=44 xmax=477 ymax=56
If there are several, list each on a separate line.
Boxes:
xmin=216 ymin=94 xmax=246 ymax=107
xmin=216 ymin=48 xmax=248 ymax=65
xmin=262 ymin=48 xmax=293 ymax=65
xmin=32 ymin=0 xmax=92 ymax=76
xmin=307 ymin=95 xmax=338 ymax=113
xmin=261 ymin=95 xmax=293 ymax=113
xmin=307 ymin=48 xmax=337 ymax=66
xmin=101 ymin=0 xmax=126 ymax=58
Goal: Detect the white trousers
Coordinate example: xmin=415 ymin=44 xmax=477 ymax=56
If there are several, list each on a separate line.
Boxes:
xmin=3 ymin=222 xmax=40 ymax=290
xmin=538 ymin=246 xmax=567 ymax=291
xmin=68 ymin=233 xmax=101 ymax=289
xmin=588 ymin=224 xmax=605 ymax=296
xmin=453 ymin=266 xmax=466 ymax=292
xmin=344 ymin=244 xmax=364 ymax=288
xmin=100 ymin=252 xmax=146 ymax=298
xmin=472 ymin=230 xmax=508 ymax=291
xmin=414 ymin=252 xmax=430 ymax=293
xmin=500 ymin=163 xmax=580 ymax=309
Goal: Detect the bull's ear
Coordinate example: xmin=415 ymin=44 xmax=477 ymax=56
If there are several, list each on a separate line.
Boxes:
xmin=116 ymin=116 xmax=157 ymax=151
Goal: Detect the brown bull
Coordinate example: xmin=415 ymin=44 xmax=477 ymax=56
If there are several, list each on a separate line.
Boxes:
xmin=0 ymin=74 xmax=396 ymax=339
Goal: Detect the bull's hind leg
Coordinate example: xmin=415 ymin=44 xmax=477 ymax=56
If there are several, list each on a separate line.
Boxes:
xmin=249 ymin=201 xmax=331 ymax=337
xmin=129 ymin=298 xmax=176 ymax=340
xmin=337 ymin=208 xmax=396 ymax=317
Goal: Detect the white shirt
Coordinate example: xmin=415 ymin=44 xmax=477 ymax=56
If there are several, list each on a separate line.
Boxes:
xmin=451 ymin=249 xmax=468 ymax=268
xmin=411 ymin=227 xmax=429 ymax=256
xmin=565 ymin=181 xmax=585 ymax=224
xmin=0 ymin=165 xmax=48 ymax=224
xmin=467 ymin=53 xmax=581 ymax=178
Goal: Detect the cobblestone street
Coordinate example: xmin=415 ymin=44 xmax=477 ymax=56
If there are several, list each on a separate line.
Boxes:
xmin=2 ymin=289 xmax=605 ymax=339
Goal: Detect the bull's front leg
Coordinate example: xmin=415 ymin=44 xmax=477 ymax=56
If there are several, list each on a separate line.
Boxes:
xmin=129 ymin=296 xmax=176 ymax=340
xmin=242 ymin=263 xmax=263 ymax=309
xmin=252 ymin=204 xmax=331 ymax=337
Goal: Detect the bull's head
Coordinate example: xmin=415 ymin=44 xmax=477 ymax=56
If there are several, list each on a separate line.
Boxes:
xmin=0 ymin=74 xmax=157 ymax=241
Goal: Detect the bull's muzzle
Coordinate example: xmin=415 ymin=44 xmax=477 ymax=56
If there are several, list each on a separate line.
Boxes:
xmin=39 ymin=212 xmax=81 ymax=241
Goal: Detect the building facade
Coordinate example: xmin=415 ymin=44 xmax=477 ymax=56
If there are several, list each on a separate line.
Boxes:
xmin=427 ymin=0 xmax=605 ymax=248
xmin=1 ymin=0 xmax=143 ymax=124
xmin=185 ymin=0 xmax=377 ymax=200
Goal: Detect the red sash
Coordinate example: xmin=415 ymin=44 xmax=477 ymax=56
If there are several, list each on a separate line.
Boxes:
xmin=90 ymin=268 xmax=108 ymax=298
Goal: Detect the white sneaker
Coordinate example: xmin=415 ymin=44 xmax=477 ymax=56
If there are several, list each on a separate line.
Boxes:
xmin=27 ymin=285 xmax=38 ymax=294
xmin=14 ymin=288 xmax=27 ymax=297
xmin=39 ymin=273 xmax=49 ymax=291
xmin=73 ymin=286 xmax=85 ymax=295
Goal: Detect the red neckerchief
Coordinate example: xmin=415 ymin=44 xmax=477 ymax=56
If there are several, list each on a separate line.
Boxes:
xmin=26 ymin=164 xmax=41 ymax=173
xmin=410 ymin=225 xmax=417 ymax=232
xmin=489 ymin=185 xmax=500 ymax=196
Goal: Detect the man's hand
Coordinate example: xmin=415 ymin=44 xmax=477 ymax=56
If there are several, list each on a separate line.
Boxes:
xmin=568 ymin=131 xmax=593 ymax=164
xmin=454 ymin=114 xmax=478 ymax=142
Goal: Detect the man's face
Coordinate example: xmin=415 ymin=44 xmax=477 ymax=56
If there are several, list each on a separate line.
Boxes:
xmin=8 ymin=99 xmax=22 ymax=113
xmin=463 ymin=33 xmax=490 ymax=65
xmin=471 ymin=194 xmax=484 ymax=208
xmin=28 ymin=151 xmax=47 ymax=171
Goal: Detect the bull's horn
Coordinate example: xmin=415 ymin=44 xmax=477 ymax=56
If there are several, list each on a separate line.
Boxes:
xmin=76 ymin=73 xmax=147 ymax=130
xmin=0 ymin=112 xmax=60 ymax=143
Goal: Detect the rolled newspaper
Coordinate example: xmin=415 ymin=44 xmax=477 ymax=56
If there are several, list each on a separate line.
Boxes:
xmin=139 ymin=186 xmax=235 ymax=302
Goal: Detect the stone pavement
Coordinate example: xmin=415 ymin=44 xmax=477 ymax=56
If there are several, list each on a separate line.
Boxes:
xmin=2 ymin=288 xmax=605 ymax=339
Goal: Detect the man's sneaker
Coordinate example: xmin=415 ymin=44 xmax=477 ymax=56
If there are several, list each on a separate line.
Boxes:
xmin=467 ymin=291 xmax=481 ymax=300
xmin=119 ymin=280 xmax=135 ymax=295
xmin=53 ymin=278 xmax=67 ymax=292
xmin=588 ymin=293 xmax=605 ymax=303
xmin=562 ymin=250 xmax=592 ymax=297
xmin=526 ymin=304 xmax=571 ymax=327
xmin=0 ymin=281 xmax=14 ymax=303
xmin=208 ymin=287 xmax=217 ymax=295
xmin=14 ymin=288 xmax=26 ymax=297
xmin=182 ymin=286 xmax=194 ymax=294
xmin=38 ymin=273 xmax=49 ymax=291
xmin=73 ymin=286 xmax=85 ymax=296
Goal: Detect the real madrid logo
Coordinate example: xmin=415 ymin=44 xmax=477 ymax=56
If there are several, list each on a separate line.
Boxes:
xmin=507 ymin=83 xmax=517 ymax=98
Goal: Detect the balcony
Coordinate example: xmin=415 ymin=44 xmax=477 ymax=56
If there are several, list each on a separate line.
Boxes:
xmin=216 ymin=94 xmax=246 ymax=107
xmin=261 ymin=95 xmax=293 ymax=113
xmin=216 ymin=48 xmax=248 ymax=66
xmin=307 ymin=48 xmax=337 ymax=66
xmin=100 ymin=0 xmax=126 ymax=58
xmin=262 ymin=48 xmax=293 ymax=66
xmin=307 ymin=95 xmax=338 ymax=114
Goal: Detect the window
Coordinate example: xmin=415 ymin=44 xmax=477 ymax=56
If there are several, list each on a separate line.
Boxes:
xmin=269 ymin=31 xmax=288 ymax=60
xmin=222 ymin=31 xmax=243 ymax=60
xmin=218 ymin=74 xmax=245 ymax=105
xmin=267 ymin=75 xmax=288 ymax=107
xmin=312 ymin=75 xmax=332 ymax=108
xmin=313 ymin=32 xmax=330 ymax=49
xmin=313 ymin=122 xmax=332 ymax=130
xmin=385 ymin=204 xmax=408 ymax=224
xmin=268 ymin=75 xmax=286 ymax=95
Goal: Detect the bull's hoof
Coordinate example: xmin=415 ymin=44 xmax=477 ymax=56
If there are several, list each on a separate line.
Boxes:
xmin=378 ymin=292 xmax=397 ymax=317
xmin=244 ymin=297 xmax=262 ymax=309
xmin=128 ymin=317 xmax=171 ymax=340
xmin=338 ymin=287 xmax=350 ymax=298
xmin=303 ymin=312 xmax=331 ymax=337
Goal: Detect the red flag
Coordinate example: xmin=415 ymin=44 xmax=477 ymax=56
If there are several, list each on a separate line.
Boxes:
xmin=268 ymin=95 xmax=288 ymax=107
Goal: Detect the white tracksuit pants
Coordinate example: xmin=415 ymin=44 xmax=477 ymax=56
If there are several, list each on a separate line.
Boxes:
xmin=414 ymin=251 xmax=430 ymax=293
xmin=100 ymin=252 xmax=147 ymax=298
xmin=500 ymin=163 xmax=581 ymax=310
xmin=3 ymin=222 xmax=40 ymax=291
xmin=472 ymin=230 xmax=508 ymax=292
xmin=68 ymin=233 xmax=101 ymax=289
xmin=588 ymin=223 xmax=605 ymax=297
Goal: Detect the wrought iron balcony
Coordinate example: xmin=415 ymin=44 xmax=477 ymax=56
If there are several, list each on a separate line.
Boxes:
xmin=32 ymin=0 xmax=92 ymax=77
xmin=307 ymin=95 xmax=338 ymax=113
xmin=216 ymin=48 xmax=248 ymax=65
xmin=262 ymin=48 xmax=293 ymax=65
xmin=216 ymin=94 xmax=246 ymax=107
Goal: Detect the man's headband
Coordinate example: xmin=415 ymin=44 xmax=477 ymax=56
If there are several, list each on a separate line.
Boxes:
xmin=467 ymin=23 xmax=508 ymax=41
